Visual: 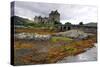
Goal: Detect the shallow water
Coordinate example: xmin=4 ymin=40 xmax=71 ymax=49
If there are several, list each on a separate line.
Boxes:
xmin=57 ymin=44 xmax=97 ymax=63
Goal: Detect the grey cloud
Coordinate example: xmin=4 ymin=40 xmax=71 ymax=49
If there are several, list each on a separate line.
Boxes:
xmin=12 ymin=1 xmax=97 ymax=23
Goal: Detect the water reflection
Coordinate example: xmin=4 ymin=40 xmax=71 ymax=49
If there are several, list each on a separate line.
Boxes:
xmin=57 ymin=44 xmax=97 ymax=63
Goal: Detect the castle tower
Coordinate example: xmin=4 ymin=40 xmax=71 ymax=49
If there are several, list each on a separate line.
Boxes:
xmin=34 ymin=16 xmax=43 ymax=23
xmin=49 ymin=10 xmax=60 ymax=23
xmin=34 ymin=16 xmax=38 ymax=23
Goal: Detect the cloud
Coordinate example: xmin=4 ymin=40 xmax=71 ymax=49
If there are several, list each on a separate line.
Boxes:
xmin=12 ymin=1 xmax=97 ymax=24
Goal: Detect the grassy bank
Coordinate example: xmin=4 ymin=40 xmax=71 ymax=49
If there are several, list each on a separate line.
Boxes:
xmin=15 ymin=28 xmax=57 ymax=35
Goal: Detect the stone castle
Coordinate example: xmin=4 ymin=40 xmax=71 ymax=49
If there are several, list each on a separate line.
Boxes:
xmin=33 ymin=10 xmax=97 ymax=34
xmin=34 ymin=10 xmax=60 ymax=24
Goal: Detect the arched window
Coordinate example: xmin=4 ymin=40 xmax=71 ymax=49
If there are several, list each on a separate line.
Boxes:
xmin=68 ymin=26 xmax=71 ymax=30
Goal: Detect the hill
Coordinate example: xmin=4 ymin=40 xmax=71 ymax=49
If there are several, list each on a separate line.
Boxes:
xmin=84 ymin=22 xmax=97 ymax=27
xmin=11 ymin=16 xmax=33 ymax=25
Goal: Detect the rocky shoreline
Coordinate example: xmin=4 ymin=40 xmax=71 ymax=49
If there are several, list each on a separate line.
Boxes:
xmin=44 ymin=36 xmax=96 ymax=63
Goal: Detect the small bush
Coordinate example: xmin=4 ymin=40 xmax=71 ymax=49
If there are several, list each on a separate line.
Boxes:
xmin=50 ymin=37 xmax=73 ymax=43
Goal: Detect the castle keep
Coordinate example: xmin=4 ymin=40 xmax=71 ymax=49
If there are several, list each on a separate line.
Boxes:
xmin=34 ymin=10 xmax=60 ymax=24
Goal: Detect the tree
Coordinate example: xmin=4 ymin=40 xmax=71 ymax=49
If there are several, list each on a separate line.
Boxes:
xmin=54 ymin=21 xmax=62 ymax=25
xmin=79 ymin=22 xmax=83 ymax=25
xmin=65 ymin=22 xmax=71 ymax=25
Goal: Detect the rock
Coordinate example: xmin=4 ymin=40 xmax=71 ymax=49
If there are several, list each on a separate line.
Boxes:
xmin=15 ymin=33 xmax=35 ymax=39
xmin=54 ymin=30 xmax=90 ymax=39
xmin=15 ymin=33 xmax=51 ymax=40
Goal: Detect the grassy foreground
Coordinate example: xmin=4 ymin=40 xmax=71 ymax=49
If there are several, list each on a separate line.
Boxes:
xmin=14 ymin=35 xmax=97 ymax=65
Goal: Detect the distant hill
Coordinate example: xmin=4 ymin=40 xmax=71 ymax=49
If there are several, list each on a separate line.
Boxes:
xmin=11 ymin=16 xmax=33 ymax=25
xmin=84 ymin=22 xmax=97 ymax=27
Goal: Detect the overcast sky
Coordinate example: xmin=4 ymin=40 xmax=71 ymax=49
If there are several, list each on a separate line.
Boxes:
xmin=11 ymin=1 xmax=97 ymax=24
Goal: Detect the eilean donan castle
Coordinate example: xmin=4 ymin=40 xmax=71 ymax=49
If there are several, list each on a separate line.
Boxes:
xmin=34 ymin=10 xmax=60 ymax=24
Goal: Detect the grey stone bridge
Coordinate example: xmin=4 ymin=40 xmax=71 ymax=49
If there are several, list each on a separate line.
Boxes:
xmin=56 ymin=25 xmax=97 ymax=34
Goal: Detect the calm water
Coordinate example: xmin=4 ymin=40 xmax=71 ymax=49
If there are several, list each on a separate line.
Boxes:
xmin=57 ymin=44 xmax=97 ymax=63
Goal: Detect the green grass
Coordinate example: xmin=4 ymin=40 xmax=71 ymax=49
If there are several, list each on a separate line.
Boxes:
xmin=50 ymin=37 xmax=73 ymax=43
xmin=60 ymin=46 xmax=78 ymax=55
